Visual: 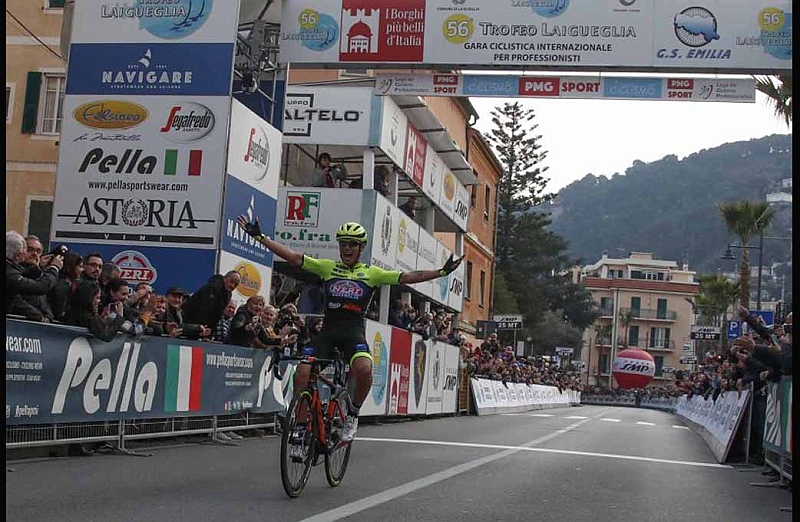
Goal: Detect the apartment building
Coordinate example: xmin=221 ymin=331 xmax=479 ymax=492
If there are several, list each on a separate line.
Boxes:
xmin=6 ymin=0 xmax=67 ymax=248
xmin=578 ymin=252 xmax=699 ymax=387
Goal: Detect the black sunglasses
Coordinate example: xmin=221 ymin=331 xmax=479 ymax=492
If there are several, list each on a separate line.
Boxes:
xmin=338 ymin=240 xmax=361 ymax=248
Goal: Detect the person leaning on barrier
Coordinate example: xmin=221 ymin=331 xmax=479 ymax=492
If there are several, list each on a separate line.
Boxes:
xmin=160 ymin=287 xmax=210 ymax=340
xmin=66 ymin=281 xmax=126 ymax=342
xmin=6 ymin=230 xmax=62 ymax=322
xmin=182 ymin=270 xmax=241 ymax=333
xmin=16 ymin=235 xmax=59 ymax=322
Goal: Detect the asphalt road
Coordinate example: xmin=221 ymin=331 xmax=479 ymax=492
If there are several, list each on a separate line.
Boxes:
xmin=6 ymin=405 xmax=792 ymax=522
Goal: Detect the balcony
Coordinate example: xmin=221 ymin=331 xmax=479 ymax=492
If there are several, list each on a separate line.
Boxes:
xmin=646 ymin=339 xmax=675 ymax=352
xmin=620 ymin=307 xmax=677 ymax=322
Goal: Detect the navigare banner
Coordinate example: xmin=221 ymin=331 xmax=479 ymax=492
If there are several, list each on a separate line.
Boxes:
xmin=52 ymin=95 xmax=231 ymax=249
xmin=675 ymin=389 xmax=750 ymax=463
xmin=6 ymin=319 xmax=293 ymax=425
xmin=470 ymin=378 xmax=579 ymax=416
xmin=280 ymin=0 xmax=792 ymax=73
xmin=375 ymin=74 xmax=756 ymax=103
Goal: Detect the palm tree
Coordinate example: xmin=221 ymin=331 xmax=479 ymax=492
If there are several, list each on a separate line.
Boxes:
xmin=619 ymin=310 xmax=635 ymax=348
xmin=718 ymin=201 xmax=777 ymax=307
xmin=687 ymin=275 xmax=741 ymax=353
xmin=754 ymin=75 xmax=792 ymax=127
xmin=593 ymin=323 xmax=612 ymax=346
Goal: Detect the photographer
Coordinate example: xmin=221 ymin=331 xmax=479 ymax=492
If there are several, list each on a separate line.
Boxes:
xmin=304 ymin=152 xmax=347 ymax=188
xmin=6 ymin=231 xmax=62 ymax=322
xmin=230 ymin=296 xmax=282 ymax=348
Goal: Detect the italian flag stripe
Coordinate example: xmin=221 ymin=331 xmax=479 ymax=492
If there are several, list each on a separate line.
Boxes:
xmin=165 ymin=345 xmax=203 ymax=412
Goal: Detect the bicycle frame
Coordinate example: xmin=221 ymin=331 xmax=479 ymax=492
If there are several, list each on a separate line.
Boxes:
xmin=299 ymin=358 xmax=349 ymax=450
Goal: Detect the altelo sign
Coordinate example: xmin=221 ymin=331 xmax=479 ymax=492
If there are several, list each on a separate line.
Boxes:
xmin=282 ymin=86 xmax=373 ymax=145
xmin=280 ymin=0 xmax=791 ymax=73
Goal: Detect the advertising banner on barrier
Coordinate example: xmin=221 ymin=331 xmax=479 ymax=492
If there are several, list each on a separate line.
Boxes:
xmin=377 ymin=95 xmax=409 ymax=167
xmin=227 ymin=99 xmax=282 ymax=199
xmin=58 ymin=242 xmax=216 ymax=296
xmin=282 ymin=86 xmax=374 ymax=145
xmin=52 ymin=95 xmax=231 ymax=249
xmin=764 ymin=378 xmax=792 ymax=457
xmin=470 ymin=379 xmax=578 ymax=415
xmin=5 ymin=319 xmax=291 ymax=425
xmin=441 ymin=344 xmax=459 ymax=414
xmin=371 ymin=193 xmax=399 ymax=271
xmin=376 ymin=74 xmax=757 ymax=103
xmin=411 ymin=228 xmax=437 ymax=300
xmin=388 ymin=328 xmax=412 ymax=415
xmin=396 ymin=214 xmax=420 ymax=275
xmin=675 ymin=389 xmax=750 ymax=462
xmin=70 ymin=0 xmax=242 ymax=44
xmin=408 ymin=334 xmax=430 ymax=415
xmin=425 ymin=342 xmax=446 ymax=415
xmin=280 ymin=1 xmax=791 ymax=73
xmin=361 ymin=321 xmax=392 ymax=416
xmin=275 ymin=187 xmax=365 ymax=260
xmin=218 ymin=251 xmax=273 ymax=311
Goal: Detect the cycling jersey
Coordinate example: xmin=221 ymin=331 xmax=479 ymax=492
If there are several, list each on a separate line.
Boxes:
xmin=300 ymin=255 xmax=401 ymax=324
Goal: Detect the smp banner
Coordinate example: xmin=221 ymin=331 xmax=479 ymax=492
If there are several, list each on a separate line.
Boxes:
xmin=6 ymin=319 xmax=292 ymax=425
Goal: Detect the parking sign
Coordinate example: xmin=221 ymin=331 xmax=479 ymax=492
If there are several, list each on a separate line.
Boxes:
xmin=727 ymin=320 xmax=742 ymax=340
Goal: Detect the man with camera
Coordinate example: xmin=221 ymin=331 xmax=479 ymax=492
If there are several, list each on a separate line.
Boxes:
xmin=304 ymin=152 xmax=348 ymax=188
xmin=6 ymin=231 xmax=63 ymax=322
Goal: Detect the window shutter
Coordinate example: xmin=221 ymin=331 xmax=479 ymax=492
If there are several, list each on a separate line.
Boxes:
xmin=649 ymin=327 xmax=656 ymax=347
xmin=22 ymin=72 xmax=42 ymax=134
xmin=664 ymin=328 xmax=670 ymax=347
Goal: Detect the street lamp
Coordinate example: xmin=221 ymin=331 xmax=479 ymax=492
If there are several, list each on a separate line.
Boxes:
xmin=722 ymin=242 xmax=763 ymax=309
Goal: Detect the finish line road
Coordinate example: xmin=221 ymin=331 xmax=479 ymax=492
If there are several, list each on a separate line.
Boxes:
xmin=6 ymin=406 xmax=791 ymax=522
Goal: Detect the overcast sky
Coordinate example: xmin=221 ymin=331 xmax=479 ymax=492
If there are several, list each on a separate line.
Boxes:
xmin=469 ymin=90 xmax=791 ymax=193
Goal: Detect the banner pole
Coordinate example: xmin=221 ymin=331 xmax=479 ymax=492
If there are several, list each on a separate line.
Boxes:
xmin=744 ymin=382 xmax=754 ymax=465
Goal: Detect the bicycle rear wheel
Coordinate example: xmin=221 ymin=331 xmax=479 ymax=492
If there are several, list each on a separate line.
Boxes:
xmin=324 ymin=389 xmax=353 ymax=487
xmin=280 ymin=391 xmax=316 ymax=498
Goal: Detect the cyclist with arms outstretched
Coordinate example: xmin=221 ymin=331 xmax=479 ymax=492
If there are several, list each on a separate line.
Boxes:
xmin=237 ymin=216 xmax=462 ymax=443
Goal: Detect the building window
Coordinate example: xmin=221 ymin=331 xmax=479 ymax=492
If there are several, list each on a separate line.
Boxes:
xmin=599 ymin=354 xmax=609 ymax=374
xmin=630 ymin=296 xmax=641 ymax=312
xmin=47 ymin=0 xmax=67 ymax=8
xmin=600 ymin=297 xmax=612 ymax=311
xmin=654 ymin=356 xmax=664 ymax=377
xmin=484 ymin=185 xmax=490 ymax=222
xmin=38 ymin=73 xmax=65 ymax=135
xmin=465 ymin=261 xmax=473 ymax=300
xmin=628 ymin=325 xmax=639 ymax=347
xmin=25 ymin=198 xmax=53 ymax=251
xmin=479 ymin=270 xmax=486 ymax=307
xmin=657 ymin=298 xmax=668 ymax=319
xmin=649 ymin=327 xmax=671 ymax=349
xmin=6 ymin=83 xmax=14 ymax=124
xmin=470 ymin=183 xmax=477 ymax=208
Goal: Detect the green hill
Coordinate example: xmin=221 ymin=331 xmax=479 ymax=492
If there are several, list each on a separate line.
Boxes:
xmin=547 ymin=134 xmax=793 ymax=280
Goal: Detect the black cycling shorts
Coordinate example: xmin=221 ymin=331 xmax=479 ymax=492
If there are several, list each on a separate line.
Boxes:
xmin=305 ymin=324 xmax=372 ymax=365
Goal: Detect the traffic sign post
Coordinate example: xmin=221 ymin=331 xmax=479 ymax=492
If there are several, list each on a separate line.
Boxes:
xmin=690 ymin=325 xmax=721 ymax=341
xmin=727 ymin=320 xmax=742 ymax=340
xmin=493 ymin=315 xmax=524 ymax=330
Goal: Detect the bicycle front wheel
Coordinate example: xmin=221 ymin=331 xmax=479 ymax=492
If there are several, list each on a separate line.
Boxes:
xmin=324 ymin=389 xmax=353 ymax=487
xmin=280 ymin=391 xmax=316 ymax=498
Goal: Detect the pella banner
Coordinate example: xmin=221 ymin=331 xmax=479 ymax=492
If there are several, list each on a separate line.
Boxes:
xmin=375 ymin=73 xmax=756 ymax=102
xmin=52 ymin=96 xmax=231 ymax=248
xmin=279 ymin=0 xmax=791 ymax=73
xmin=6 ymin=319 xmax=292 ymax=425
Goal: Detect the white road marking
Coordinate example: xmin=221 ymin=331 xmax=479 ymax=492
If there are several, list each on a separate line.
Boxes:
xmin=672 ymin=425 xmax=690 ymax=430
xmin=636 ymin=422 xmax=656 ymax=426
xmin=297 ymin=410 xmax=613 ymax=522
xmin=600 ymin=418 xmax=621 ymax=422
xmin=529 ymin=414 xmax=554 ymax=417
xmin=564 ymin=416 xmax=588 ymax=419
xmin=500 ymin=413 xmax=529 ymax=416
xmin=356 ymin=437 xmax=732 ymax=470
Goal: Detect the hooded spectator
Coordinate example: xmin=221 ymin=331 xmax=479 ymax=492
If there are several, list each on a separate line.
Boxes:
xmin=182 ymin=271 xmax=241 ymax=332
xmin=50 ymin=251 xmax=83 ymax=322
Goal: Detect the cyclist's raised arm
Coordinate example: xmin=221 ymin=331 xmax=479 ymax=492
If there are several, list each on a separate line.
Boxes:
xmin=237 ymin=216 xmax=303 ymax=267
xmin=399 ymin=254 xmax=464 ymax=284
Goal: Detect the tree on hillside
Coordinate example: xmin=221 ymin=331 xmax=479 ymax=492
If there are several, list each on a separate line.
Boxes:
xmin=487 ymin=102 xmax=554 ymax=267
xmin=754 ymin=75 xmax=792 ymax=127
xmin=718 ymin=201 xmax=777 ymax=307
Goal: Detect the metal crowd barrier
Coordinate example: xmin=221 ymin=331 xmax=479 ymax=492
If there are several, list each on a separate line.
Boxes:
xmin=760 ymin=377 xmax=792 ymax=486
xmin=580 ymin=394 xmax=678 ymax=411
